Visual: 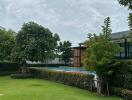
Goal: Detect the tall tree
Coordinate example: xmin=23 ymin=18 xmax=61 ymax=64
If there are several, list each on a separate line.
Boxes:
xmin=58 ymin=41 xmax=72 ymax=65
xmin=84 ymin=17 xmax=121 ymax=94
xmin=118 ymin=0 xmax=132 ymax=32
xmin=0 ymin=27 xmax=15 ymax=61
xmin=13 ymin=22 xmax=60 ymax=73
xmin=118 ymin=0 xmax=132 ymax=10
xmin=128 ymin=13 xmax=132 ymax=30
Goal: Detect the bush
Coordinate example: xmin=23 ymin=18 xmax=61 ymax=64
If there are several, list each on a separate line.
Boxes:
xmin=0 ymin=62 xmax=19 ymax=71
xmin=0 ymin=71 xmax=17 ymax=76
xmin=11 ymin=73 xmax=32 ymax=79
xmin=111 ymin=87 xmax=132 ymax=100
xmin=108 ymin=60 xmax=132 ymax=90
xmin=29 ymin=68 xmax=95 ymax=91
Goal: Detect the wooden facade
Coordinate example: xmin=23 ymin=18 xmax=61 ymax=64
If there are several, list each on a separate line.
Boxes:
xmin=73 ymin=46 xmax=86 ymax=67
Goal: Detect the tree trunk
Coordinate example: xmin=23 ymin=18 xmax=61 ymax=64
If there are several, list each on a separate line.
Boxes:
xmin=21 ymin=60 xmax=28 ymax=74
xmin=97 ymin=76 xmax=103 ymax=94
xmin=97 ymin=75 xmax=109 ymax=95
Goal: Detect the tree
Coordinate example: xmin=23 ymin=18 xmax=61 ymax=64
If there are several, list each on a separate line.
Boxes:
xmin=58 ymin=41 xmax=72 ymax=65
xmin=118 ymin=0 xmax=132 ymax=33
xmin=128 ymin=13 xmax=132 ymax=30
xmin=118 ymin=0 xmax=132 ymax=10
xmin=13 ymin=22 xmax=60 ymax=73
xmin=0 ymin=27 xmax=15 ymax=61
xmin=84 ymin=17 xmax=121 ymax=94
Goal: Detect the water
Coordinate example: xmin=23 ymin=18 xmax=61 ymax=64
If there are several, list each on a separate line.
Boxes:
xmin=44 ymin=66 xmax=96 ymax=75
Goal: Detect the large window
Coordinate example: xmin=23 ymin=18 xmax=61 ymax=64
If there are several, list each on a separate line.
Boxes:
xmin=116 ymin=41 xmax=132 ymax=59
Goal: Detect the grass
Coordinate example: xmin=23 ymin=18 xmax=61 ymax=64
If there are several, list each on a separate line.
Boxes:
xmin=0 ymin=76 xmax=121 ymax=100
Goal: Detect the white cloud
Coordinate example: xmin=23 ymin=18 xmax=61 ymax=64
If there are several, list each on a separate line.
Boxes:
xmin=0 ymin=0 xmax=130 ymax=46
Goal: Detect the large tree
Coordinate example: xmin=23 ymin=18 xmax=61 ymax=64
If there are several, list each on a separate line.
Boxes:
xmin=0 ymin=27 xmax=15 ymax=61
xmin=118 ymin=0 xmax=132 ymax=31
xmin=84 ymin=17 xmax=121 ymax=94
xmin=58 ymin=41 xmax=72 ymax=65
xmin=13 ymin=22 xmax=60 ymax=73
xmin=118 ymin=0 xmax=132 ymax=10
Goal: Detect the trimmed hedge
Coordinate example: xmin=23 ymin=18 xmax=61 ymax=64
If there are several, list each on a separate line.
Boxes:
xmin=11 ymin=73 xmax=32 ymax=79
xmin=108 ymin=60 xmax=132 ymax=90
xmin=29 ymin=67 xmax=95 ymax=91
xmin=111 ymin=87 xmax=132 ymax=100
xmin=28 ymin=64 xmax=68 ymax=67
xmin=0 ymin=62 xmax=19 ymax=71
xmin=0 ymin=71 xmax=17 ymax=76
xmin=0 ymin=62 xmax=68 ymax=71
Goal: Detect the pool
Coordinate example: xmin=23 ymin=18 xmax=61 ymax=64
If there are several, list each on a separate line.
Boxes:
xmin=44 ymin=66 xmax=96 ymax=75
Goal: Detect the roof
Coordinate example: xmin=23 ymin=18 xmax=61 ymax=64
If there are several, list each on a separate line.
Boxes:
xmin=111 ymin=30 xmax=131 ymax=40
xmin=74 ymin=30 xmax=132 ymax=48
xmin=72 ymin=46 xmax=86 ymax=49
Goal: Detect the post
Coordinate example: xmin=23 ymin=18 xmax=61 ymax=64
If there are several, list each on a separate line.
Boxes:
xmin=124 ymin=38 xmax=127 ymax=59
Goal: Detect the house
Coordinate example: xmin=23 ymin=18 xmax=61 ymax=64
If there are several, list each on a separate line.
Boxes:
xmin=73 ymin=30 xmax=132 ymax=67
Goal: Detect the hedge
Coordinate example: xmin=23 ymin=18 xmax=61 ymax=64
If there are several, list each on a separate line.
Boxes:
xmin=28 ymin=64 xmax=68 ymax=67
xmin=108 ymin=60 xmax=132 ymax=90
xmin=110 ymin=87 xmax=132 ymax=100
xmin=29 ymin=67 xmax=95 ymax=91
xmin=0 ymin=62 xmax=68 ymax=71
xmin=0 ymin=62 xmax=19 ymax=71
xmin=11 ymin=73 xmax=33 ymax=79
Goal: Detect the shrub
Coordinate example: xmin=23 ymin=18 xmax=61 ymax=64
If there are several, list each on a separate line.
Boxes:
xmin=11 ymin=73 xmax=32 ymax=79
xmin=0 ymin=71 xmax=17 ymax=76
xmin=29 ymin=68 xmax=95 ymax=91
xmin=0 ymin=62 xmax=19 ymax=71
xmin=108 ymin=60 xmax=132 ymax=90
xmin=111 ymin=87 xmax=132 ymax=100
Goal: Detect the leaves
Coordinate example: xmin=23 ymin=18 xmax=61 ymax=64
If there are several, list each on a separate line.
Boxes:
xmin=0 ymin=27 xmax=15 ymax=61
xmin=118 ymin=0 xmax=132 ymax=10
xmin=58 ymin=41 xmax=72 ymax=64
xmin=84 ymin=17 xmax=121 ymax=76
xmin=14 ymin=21 xmax=60 ymax=62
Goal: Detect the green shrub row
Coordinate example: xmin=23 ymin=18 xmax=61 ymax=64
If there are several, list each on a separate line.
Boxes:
xmin=0 ymin=62 xmax=68 ymax=72
xmin=110 ymin=87 xmax=132 ymax=100
xmin=11 ymin=73 xmax=33 ymax=79
xmin=108 ymin=61 xmax=132 ymax=90
xmin=0 ymin=62 xmax=19 ymax=71
xmin=0 ymin=71 xmax=17 ymax=76
xmin=29 ymin=68 xmax=95 ymax=91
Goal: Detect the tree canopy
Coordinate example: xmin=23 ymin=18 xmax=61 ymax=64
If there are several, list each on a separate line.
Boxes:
xmin=118 ymin=0 xmax=132 ymax=10
xmin=13 ymin=22 xmax=60 ymax=62
xmin=58 ymin=41 xmax=72 ymax=64
xmin=118 ymin=0 xmax=132 ymax=37
xmin=0 ymin=27 xmax=15 ymax=61
xmin=84 ymin=17 xmax=121 ymax=76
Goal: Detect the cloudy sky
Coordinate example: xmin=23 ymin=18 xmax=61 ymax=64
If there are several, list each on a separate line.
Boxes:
xmin=0 ymin=0 xmax=130 ymax=46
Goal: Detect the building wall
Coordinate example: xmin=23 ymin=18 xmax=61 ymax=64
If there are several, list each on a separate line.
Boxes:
xmin=73 ymin=47 xmax=86 ymax=67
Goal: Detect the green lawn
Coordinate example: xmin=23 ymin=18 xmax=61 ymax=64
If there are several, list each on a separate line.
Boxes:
xmin=0 ymin=76 xmax=121 ymax=100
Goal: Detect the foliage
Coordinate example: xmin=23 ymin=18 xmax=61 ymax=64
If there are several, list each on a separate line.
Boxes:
xmin=58 ymin=41 xmax=72 ymax=64
xmin=128 ymin=13 xmax=132 ymax=30
xmin=11 ymin=73 xmax=32 ymax=79
xmin=118 ymin=0 xmax=132 ymax=36
xmin=12 ymin=22 xmax=60 ymax=63
xmin=118 ymin=0 xmax=132 ymax=10
xmin=108 ymin=61 xmax=132 ymax=90
xmin=0 ymin=62 xmax=19 ymax=72
xmin=0 ymin=27 xmax=15 ymax=61
xmin=29 ymin=67 xmax=94 ymax=91
xmin=111 ymin=87 xmax=132 ymax=100
xmin=84 ymin=17 xmax=121 ymax=76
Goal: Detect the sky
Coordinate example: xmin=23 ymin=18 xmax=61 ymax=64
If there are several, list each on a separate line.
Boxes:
xmin=0 ymin=0 xmax=130 ymax=46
